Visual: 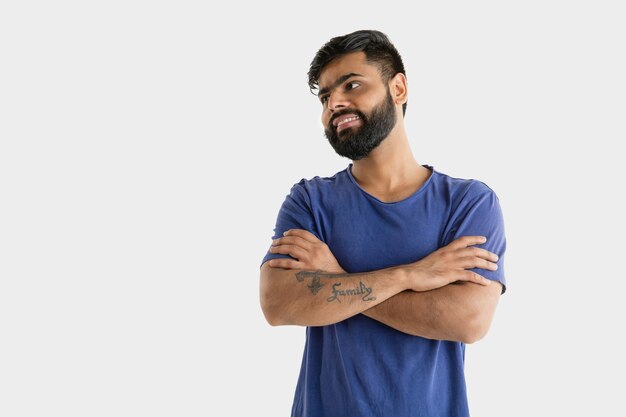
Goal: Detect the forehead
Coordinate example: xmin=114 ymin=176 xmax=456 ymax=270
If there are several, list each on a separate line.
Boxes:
xmin=317 ymin=51 xmax=382 ymax=89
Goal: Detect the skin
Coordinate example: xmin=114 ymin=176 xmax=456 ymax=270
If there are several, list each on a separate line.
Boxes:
xmin=259 ymin=51 xmax=502 ymax=343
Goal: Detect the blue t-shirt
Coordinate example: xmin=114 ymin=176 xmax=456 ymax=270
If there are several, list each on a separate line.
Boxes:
xmin=262 ymin=165 xmax=506 ymax=417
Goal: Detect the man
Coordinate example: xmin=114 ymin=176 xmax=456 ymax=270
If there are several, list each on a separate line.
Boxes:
xmin=260 ymin=30 xmax=506 ymax=417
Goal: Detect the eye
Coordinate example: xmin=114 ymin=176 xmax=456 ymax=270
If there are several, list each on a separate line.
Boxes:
xmin=346 ymin=81 xmax=360 ymax=90
xmin=320 ymin=95 xmax=329 ymax=104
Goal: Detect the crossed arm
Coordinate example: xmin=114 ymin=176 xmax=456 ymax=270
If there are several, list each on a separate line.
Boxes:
xmin=259 ymin=229 xmax=502 ymax=343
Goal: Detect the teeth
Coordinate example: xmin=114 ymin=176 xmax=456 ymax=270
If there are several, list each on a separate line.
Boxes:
xmin=338 ymin=116 xmax=359 ymax=126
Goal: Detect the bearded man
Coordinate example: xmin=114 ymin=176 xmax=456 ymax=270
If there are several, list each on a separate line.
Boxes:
xmin=260 ymin=29 xmax=507 ymax=417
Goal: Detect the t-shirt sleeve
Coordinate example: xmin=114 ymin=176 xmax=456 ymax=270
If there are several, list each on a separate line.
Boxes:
xmin=261 ymin=181 xmax=319 ymax=267
xmin=445 ymin=184 xmax=507 ymax=294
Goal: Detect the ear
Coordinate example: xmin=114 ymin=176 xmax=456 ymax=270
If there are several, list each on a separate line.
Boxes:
xmin=389 ymin=73 xmax=408 ymax=106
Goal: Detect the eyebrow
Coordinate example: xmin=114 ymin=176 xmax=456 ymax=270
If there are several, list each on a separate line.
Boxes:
xmin=317 ymin=73 xmax=364 ymax=97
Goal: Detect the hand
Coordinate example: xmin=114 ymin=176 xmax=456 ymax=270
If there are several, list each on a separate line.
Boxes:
xmin=267 ymin=229 xmax=346 ymax=273
xmin=407 ymin=236 xmax=498 ymax=292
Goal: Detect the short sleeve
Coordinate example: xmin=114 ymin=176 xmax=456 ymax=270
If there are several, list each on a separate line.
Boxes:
xmin=261 ymin=181 xmax=319 ymax=267
xmin=445 ymin=185 xmax=507 ymax=293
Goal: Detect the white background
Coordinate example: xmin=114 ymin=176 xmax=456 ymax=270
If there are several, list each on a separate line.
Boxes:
xmin=1 ymin=1 xmax=624 ymax=415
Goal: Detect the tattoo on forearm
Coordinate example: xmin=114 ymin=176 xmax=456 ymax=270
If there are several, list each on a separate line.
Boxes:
xmin=327 ymin=281 xmax=375 ymax=303
xmin=295 ymin=270 xmax=325 ymax=294
xmin=295 ymin=270 xmax=376 ymax=302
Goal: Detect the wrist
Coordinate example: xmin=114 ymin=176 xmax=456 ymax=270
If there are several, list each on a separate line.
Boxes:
xmin=391 ymin=265 xmax=413 ymax=291
xmin=403 ymin=261 xmax=425 ymax=292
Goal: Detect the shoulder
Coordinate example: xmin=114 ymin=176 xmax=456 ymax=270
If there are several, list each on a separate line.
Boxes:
xmin=288 ymin=168 xmax=350 ymax=199
xmin=432 ymin=168 xmax=500 ymax=203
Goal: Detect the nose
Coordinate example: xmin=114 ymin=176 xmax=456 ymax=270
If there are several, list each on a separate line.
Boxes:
xmin=327 ymin=91 xmax=349 ymax=113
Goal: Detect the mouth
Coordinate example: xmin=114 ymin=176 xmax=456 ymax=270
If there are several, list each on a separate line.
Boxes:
xmin=332 ymin=114 xmax=362 ymax=133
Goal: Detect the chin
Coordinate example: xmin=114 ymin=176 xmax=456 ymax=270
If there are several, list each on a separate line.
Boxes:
xmin=337 ymin=127 xmax=360 ymax=140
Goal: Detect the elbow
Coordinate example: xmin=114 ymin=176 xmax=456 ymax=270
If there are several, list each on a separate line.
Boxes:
xmin=457 ymin=289 xmax=500 ymax=344
xmin=459 ymin=327 xmax=488 ymax=344
xmin=261 ymin=302 xmax=288 ymax=327
xmin=458 ymin=312 xmax=493 ymax=344
xmin=258 ymin=263 xmax=306 ymax=327
xmin=260 ymin=292 xmax=287 ymax=326
xmin=263 ymin=314 xmax=284 ymax=327
xmin=259 ymin=265 xmax=287 ymax=326
xmin=259 ymin=281 xmax=291 ymax=326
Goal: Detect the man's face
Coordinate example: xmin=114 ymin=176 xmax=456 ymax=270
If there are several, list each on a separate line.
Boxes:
xmin=317 ymin=52 xmax=398 ymax=160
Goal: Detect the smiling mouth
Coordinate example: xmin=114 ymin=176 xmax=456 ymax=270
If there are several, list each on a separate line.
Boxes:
xmin=333 ymin=115 xmax=362 ymax=133
xmin=336 ymin=116 xmax=360 ymax=127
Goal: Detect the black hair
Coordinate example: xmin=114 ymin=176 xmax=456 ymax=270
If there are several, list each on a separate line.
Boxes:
xmin=308 ymin=30 xmax=407 ymax=115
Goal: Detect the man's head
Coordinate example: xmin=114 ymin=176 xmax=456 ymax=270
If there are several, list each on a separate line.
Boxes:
xmin=308 ymin=30 xmax=407 ymax=115
xmin=308 ymin=30 xmax=408 ymax=160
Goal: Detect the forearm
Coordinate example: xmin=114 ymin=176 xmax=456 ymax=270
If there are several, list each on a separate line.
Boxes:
xmin=362 ymin=282 xmax=501 ymax=343
xmin=260 ymin=262 xmax=409 ymax=327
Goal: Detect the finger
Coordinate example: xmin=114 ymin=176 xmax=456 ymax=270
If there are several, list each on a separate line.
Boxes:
xmin=283 ymin=229 xmax=321 ymax=243
xmin=457 ymin=247 xmax=499 ymax=262
xmin=458 ymin=256 xmax=499 ymax=271
xmin=269 ymin=244 xmax=307 ymax=260
xmin=267 ymin=258 xmax=303 ymax=269
xmin=459 ymin=270 xmax=492 ymax=286
xmin=446 ymin=235 xmax=487 ymax=250
xmin=272 ymin=235 xmax=312 ymax=250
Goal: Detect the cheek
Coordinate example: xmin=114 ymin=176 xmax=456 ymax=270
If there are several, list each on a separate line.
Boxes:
xmin=321 ymin=112 xmax=330 ymax=128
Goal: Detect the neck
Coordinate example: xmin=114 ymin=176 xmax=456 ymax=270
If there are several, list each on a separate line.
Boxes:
xmin=350 ymin=123 xmax=428 ymax=191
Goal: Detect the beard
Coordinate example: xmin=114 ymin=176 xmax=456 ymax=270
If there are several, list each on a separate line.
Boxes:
xmin=324 ymin=90 xmax=397 ymax=161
